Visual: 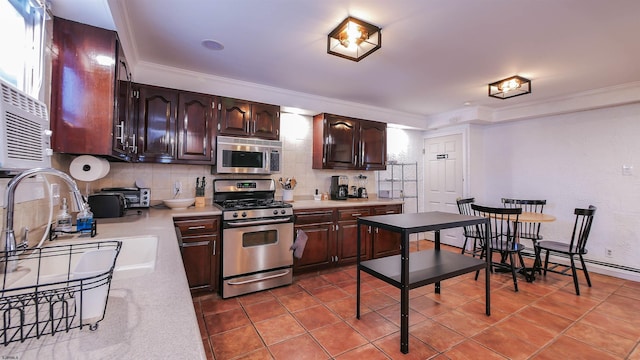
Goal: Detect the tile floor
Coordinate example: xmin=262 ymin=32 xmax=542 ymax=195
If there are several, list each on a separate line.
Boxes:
xmin=192 ymin=241 xmax=640 ymax=359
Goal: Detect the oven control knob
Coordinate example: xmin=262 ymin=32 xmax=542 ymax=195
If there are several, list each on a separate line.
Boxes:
xmin=280 ymin=209 xmax=286 ymax=215
xmin=273 ymin=210 xmax=278 ymax=215
xmin=232 ymin=212 xmax=238 ymax=218
xmin=241 ymin=212 xmax=247 ymax=218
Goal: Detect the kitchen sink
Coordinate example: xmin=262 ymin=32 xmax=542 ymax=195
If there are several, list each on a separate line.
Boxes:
xmin=1 ymin=235 xmax=158 ymax=290
xmin=51 ymin=235 xmax=159 ymax=281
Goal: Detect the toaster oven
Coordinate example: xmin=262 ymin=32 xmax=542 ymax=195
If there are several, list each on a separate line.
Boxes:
xmin=100 ymin=187 xmax=151 ymax=208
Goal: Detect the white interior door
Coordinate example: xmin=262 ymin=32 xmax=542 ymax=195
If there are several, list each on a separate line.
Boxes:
xmin=424 ymin=134 xmax=464 ymax=247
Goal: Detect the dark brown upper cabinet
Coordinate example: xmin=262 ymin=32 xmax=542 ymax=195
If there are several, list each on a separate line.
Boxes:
xmin=218 ymin=98 xmax=280 ymax=140
xmin=50 ymin=17 xmax=135 ymax=161
xmin=134 ymin=84 xmax=218 ymax=164
xmin=134 ymin=84 xmax=178 ymax=163
xmin=312 ymin=113 xmax=387 ymax=170
xmin=177 ymin=92 xmax=217 ymax=164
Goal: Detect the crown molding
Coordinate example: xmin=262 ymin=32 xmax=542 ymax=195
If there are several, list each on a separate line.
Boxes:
xmin=133 ymin=61 xmax=428 ymax=129
xmin=425 ymin=81 xmax=640 ymax=129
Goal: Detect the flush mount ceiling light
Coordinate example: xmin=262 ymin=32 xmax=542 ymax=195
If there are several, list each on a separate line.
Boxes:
xmin=327 ymin=16 xmax=381 ymax=62
xmin=488 ymin=75 xmax=531 ymax=99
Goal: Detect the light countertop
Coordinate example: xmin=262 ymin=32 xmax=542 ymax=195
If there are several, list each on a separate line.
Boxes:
xmin=2 ymin=208 xmax=212 ymax=360
xmin=1 ymin=199 xmax=401 ymax=359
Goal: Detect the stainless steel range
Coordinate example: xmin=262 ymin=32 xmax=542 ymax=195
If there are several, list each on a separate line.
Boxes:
xmin=213 ymin=179 xmax=294 ymax=298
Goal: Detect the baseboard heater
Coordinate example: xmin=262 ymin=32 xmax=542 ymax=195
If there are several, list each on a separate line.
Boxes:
xmin=521 ymin=250 xmax=640 ymax=274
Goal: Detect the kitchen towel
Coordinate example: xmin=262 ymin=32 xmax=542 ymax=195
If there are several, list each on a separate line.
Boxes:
xmin=290 ymin=229 xmax=308 ymax=259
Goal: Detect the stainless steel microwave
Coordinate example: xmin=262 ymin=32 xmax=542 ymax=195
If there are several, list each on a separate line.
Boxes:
xmin=215 ymin=136 xmax=282 ymax=174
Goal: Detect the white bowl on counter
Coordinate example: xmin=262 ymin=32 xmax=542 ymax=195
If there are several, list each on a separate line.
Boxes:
xmin=163 ymin=198 xmax=195 ymax=209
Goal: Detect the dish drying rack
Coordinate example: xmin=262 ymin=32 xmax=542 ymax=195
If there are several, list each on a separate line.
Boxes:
xmin=0 ymin=241 xmax=121 ymax=346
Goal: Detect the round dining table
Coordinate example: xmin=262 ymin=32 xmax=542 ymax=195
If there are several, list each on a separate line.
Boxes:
xmin=517 ymin=211 xmax=556 ymax=223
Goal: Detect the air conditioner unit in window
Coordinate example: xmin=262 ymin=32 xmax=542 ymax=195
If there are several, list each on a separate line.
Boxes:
xmin=0 ymin=78 xmax=52 ymax=174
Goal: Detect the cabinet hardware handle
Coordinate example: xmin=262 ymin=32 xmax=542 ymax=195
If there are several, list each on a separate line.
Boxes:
xmin=385 ymin=210 xmax=395 ymax=214
xmin=335 ymin=224 xmax=339 ymax=231
xmin=188 ymin=225 xmax=206 ymax=230
xmin=368 ymin=226 xmax=371 ymax=233
xmin=116 ymin=121 xmax=125 ymax=143
xmin=351 ymin=213 xmax=361 ymax=217
xmin=182 ymin=241 xmax=210 ymax=247
xmin=375 ymin=228 xmax=379 ymax=234
xmin=212 ymin=240 xmax=216 ymax=256
xmin=130 ymin=135 xmax=136 ymax=153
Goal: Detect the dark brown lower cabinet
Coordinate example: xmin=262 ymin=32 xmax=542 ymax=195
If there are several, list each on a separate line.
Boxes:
xmin=336 ymin=207 xmax=371 ymax=265
xmin=174 ymin=216 xmax=220 ymax=293
xmin=371 ymin=204 xmax=403 ymax=258
xmin=293 ymin=209 xmax=334 ymax=273
xmin=293 ymin=204 xmax=403 ymax=274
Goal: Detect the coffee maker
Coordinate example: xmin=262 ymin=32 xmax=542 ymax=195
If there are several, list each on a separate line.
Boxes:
xmin=356 ymin=174 xmax=368 ymax=198
xmin=330 ymin=175 xmax=349 ymax=200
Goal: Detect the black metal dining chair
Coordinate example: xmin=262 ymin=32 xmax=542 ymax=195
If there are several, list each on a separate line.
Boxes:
xmin=502 ymin=198 xmax=547 ymax=273
xmin=501 ymin=198 xmax=547 ymax=242
xmin=456 ymin=197 xmax=483 ymax=257
xmin=534 ymin=205 xmax=597 ymax=295
xmin=471 ymin=204 xmax=525 ymax=291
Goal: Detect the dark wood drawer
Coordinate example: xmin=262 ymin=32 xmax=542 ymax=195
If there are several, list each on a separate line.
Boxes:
xmin=373 ymin=204 xmax=403 ymax=215
xmin=294 ymin=209 xmax=334 ymax=225
xmin=174 ymin=216 xmax=219 ymax=235
xmin=338 ymin=208 xmax=370 ymax=221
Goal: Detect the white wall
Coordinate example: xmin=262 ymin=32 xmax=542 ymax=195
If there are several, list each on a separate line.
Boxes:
xmin=477 ymin=102 xmax=640 ymax=280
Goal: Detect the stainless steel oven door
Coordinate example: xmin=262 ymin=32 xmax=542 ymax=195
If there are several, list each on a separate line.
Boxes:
xmin=222 ymin=220 xmax=294 ymax=278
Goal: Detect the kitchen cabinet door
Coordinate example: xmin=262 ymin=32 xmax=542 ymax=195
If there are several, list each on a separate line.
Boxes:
xmin=293 ymin=209 xmax=335 ymax=273
xmin=181 ymin=234 xmax=214 ymax=290
xmin=313 ymin=114 xmax=358 ymax=169
xmin=251 ymin=103 xmax=280 ymax=140
xmin=113 ymin=44 xmax=135 ymax=158
xmin=175 ymin=216 xmax=220 ymax=293
xmin=359 ymin=120 xmax=387 ymax=170
xmin=218 ymin=98 xmax=280 ymax=139
xmin=177 ymin=92 xmax=217 ymax=164
xmin=336 ymin=208 xmax=370 ymax=265
xmin=312 ymin=113 xmax=387 ymax=170
xmin=371 ymin=204 xmax=403 ymax=258
xmin=135 ymin=84 xmax=178 ymax=163
xmin=218 ymin=98 xmax=251 ymax=137
xmin=51 ymin=17 xmax=134 ymax=161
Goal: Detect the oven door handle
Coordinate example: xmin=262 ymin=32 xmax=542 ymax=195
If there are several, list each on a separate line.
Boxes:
xmin=225 ymin=217 xmax=292 ymax=227
xmin=227 ymin=269 xmax=291 ymax=285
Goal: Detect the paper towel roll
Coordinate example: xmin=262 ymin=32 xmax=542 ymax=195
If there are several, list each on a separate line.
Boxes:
xmin=69 ymin=155 xmax=110 ymax=182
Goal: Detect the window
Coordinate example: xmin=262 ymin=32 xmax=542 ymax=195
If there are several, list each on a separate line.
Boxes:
xmin=0 ymin=0 xmax=45 ymax=97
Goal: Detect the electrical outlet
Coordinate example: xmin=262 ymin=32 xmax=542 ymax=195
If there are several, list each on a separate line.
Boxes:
xmin=51 ymin=183 xmax=60 ymax=205
xmin=605 ymin=248 xmax=613 ymax=258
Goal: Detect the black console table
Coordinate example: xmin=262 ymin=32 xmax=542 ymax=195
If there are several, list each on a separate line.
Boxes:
xmin=356 ymin=211 xmax=490 ymax=354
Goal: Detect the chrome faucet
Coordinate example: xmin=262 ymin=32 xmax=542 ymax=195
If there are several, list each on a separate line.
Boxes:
xmin=2 ymin=167 xmax=87 ymax=272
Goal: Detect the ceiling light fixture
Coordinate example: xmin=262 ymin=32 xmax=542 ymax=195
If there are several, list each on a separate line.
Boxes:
xmin=327 ymin=16 xmax=381 ymax=62
xmin=488 ymin=75 xmax=531 ymax=99
xmin=202 ymin=39 xmax=224 ymax=51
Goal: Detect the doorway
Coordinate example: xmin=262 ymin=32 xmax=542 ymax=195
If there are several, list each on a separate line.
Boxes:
xmin=423 ymin=133 xmax=464 ymax=247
